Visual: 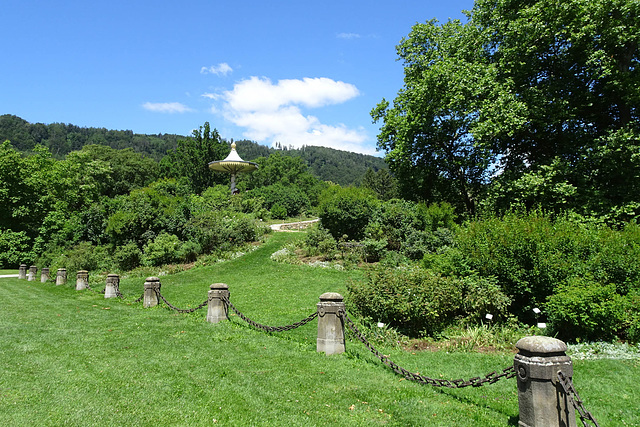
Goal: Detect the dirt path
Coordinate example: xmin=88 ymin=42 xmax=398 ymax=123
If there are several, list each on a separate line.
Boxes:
xmin=270 ymin=218 xmax=319 ymax=232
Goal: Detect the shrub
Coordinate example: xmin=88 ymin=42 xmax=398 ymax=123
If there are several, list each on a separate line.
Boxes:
xmin=270 ymin=203 xmax=287 ymax=220
xmin=546 ymin=276 xmax=626 ymax=342
xmin=319 ymin=186 xmax=379 ymax=240
xmin=0 ymin=229 xmax=32 ymax=268
xmin=346 ymin=266 xmax=465 ymax=337
xmin=114 ymin=241 xmax=142 ymax=271
xmin=361 ymin=238 xmax=387 ymax=262
xmin=142 ymin=233 xmax=182 ymax=266
xmin=623 ymin=292 xmax=640 ymax=344
xmin=248 ymin=184 xmax=310 ymax=217
xmin=304 ymin=226 xmax=337 ymax=258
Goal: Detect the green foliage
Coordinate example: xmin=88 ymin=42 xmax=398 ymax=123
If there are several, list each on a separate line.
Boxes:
xmin=346 ymin=266 xmax=510 ymax=337
xmin=623 ymin=292 xmax=640 ymax=343
xmin=360 ymin=167 xmax=399 ymax=201
xmin=546 ymin=277 xmax=626 ymax=342
xmin=318 ymin=186 xmax=379 ymax=240
xmin=142 ymin=232 xmax=183 ymax=267
xmin=427 ymin=212 xmax=640 ymax=324
xmin=0 ymin=114 xmax=180 ymax=160
xmin=375 ymin=0 xmax=640 ymax=219
xmin=303 ymin=226 xmax=337 ymax=258
xmin=161 ymin=122 xmax=228 ymax=194
xmin=249 ymin=184 xmax=310 ymax=218
xmin=113 ymin=242 xmax=142 ymax=271
xmin=0 ymin=229 xmax=32 ymax=268
xmin=269 ymin=203 xmax=287 ymax=220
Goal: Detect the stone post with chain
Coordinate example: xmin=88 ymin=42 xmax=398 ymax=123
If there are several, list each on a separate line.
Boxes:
xmin=206 ymin=283 xmax=229 ymax=323
xmin=76 ymin=270 xmax=89 ymax=290
xmin=28 ymin=265 xmax=37 ymax=281
xmin=143 ymin=277 xmax=161 ymax=308
xmin=40 ymin=267 xmax=50 ymax=283
xmin=18 ymin=264 xmax=27 ymax=279
xmin=56 ymin=268 xmax=66 ymax=285
xmin=104 ymin=274 xmax=119 ymax=298
xmin=514 ymin=336 xmax=576 ymax=427
xmin=317 ymin=292 xmax=346 ymax=355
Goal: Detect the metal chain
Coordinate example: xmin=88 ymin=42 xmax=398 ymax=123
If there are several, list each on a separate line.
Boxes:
xmin=133 ymin=292 xmax=144 ymax=303
xmin=557 ymin=370 xmax=600 ymax=427
xmin=343 ymin=311 xmax=515 ymax=388
xmin=222 ymin=296 xmax=318 ymax=332
xmin=156 ymin=290 xmax=210 ymax=313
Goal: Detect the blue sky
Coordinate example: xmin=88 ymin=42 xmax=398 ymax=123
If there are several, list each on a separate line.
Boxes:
xmin=2 ymin=0 xmax=473 ymax=155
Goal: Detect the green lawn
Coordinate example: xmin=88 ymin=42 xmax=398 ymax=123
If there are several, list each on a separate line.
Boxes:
xmin=1 ymin=233 xmax=637 ymax=426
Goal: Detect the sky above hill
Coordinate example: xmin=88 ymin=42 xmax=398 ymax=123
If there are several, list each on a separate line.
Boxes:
xmin=2 ymin=0 xmax=473 ymax=155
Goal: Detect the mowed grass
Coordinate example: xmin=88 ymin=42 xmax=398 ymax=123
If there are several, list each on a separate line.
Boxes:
xmin=1 ymin=233 xmax=638 ymax=426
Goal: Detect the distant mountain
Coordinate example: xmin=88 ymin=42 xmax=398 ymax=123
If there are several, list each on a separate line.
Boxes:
xmin=0 ymin=114 xmax=387 ymax=186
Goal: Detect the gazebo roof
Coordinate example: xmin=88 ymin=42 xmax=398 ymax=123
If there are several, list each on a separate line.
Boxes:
xmin=208 ymin=143 xmax=258 ymax=174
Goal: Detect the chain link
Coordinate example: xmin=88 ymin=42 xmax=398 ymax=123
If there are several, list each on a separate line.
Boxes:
xmin=222 ymin=296 xmax=318 ymax=332
xmin=343 ymin=311 xmax=515 ymax=388
xmin=156 ymin=290 xmax=211 ymax=313
xmin=557 ymin=370 xmax=600 ymax=427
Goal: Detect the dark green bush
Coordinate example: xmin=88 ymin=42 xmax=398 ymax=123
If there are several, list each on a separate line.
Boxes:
xmin=248 ymin=184 xmax=310 ymax=217
xmin=448 ymin=212 xmax=640 ymax=322
xmin=623 ymin=292 xmax=640 ymax=343
xmin=114 ymin=241 xmax=142 ymax=271
xmin=270 ymin=203 xmax=287 ymax=220
xmin=346 ymin=267 xmax=462 ymax=336
xmin=304 ymin=226 xmax=337 ymax=258
xmin=319 ymin=186 xmax=379 ymax=240
xmin=346 ymin=266 xmax=512 ymax=337
xmin=142 ymin=233 xmax=182 ymax=266
xmin=546 ymin=276 xmax=626 ymax=342
xmin=0 ymin=229 xmax=32 ymax=268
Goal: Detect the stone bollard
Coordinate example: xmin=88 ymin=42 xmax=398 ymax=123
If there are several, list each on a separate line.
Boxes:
xmin=28 ymin=265 xmax=37 ymax=281
xmin=104 ymin=274 xmax=119 ymax=299
xmin=41 ymin=267 xmax=50 ymax=283
xmin=317 ymin=292 xmax=346 ymax=355
xmin=18 ymin=264 xmax=27 ymax=279
xmin=206 ymin=283 xmax=230 ymax=323
xmin=56 ymin=268 xmax=67 ymax=285
xmin=76 ymin=270 xmax=89 ymax=290
xmin=514 ymin=336 xmax=576 ymax=427
xmin=143 ymin=277 xmax=161 ymax=308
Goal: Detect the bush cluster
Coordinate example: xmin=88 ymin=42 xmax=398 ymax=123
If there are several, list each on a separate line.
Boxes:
xmin=346 ymin=266 xmax=510 ymax=337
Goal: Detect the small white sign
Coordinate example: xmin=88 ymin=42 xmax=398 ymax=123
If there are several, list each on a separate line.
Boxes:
xmin=533 ymin=307 xmax=541 ymax=314
xmin=537 ymin=322 xmax=547 ymax=328
xmin=485 ymin=313 xmax=493 ymax=320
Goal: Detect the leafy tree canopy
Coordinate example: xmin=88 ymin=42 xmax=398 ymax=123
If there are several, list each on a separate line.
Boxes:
xmin=374 ymin=0 xmax=639 ymax=220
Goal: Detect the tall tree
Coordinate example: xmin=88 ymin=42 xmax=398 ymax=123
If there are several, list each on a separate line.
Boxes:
xmin=374 ymin=0 xmax=639 ymax=218
xmin=161 ymin=122 xmax=229 ymax=194
xmin=372 ymin=19 xmax=522 ymax=214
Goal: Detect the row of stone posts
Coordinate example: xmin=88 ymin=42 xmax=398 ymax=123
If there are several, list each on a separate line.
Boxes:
xmin=15 ymin=266 xmax=580 ymax=426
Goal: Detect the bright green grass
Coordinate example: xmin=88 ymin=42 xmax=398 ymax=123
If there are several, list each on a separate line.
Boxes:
xmin=1 ymin=233 xmax=637 ymax=426
xmin=0 ymin=269 xmax=18 ymax=275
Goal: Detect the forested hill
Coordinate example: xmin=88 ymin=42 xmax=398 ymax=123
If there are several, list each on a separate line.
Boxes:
xmin=0 ymin=114 xmax=387 ymax=186
xmin=234 ymin=140 xmax=387 ymax=186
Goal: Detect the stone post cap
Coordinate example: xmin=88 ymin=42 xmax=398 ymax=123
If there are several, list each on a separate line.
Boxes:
xmin=58 ymin=268 xmax=66 ymax=271
xmin=20 ymin=264 xmax=27 ymax=267
xmin=210 ymin=283 xmax=229 ymax=290
xmin=516 ymin=336 xmax=567 ymax=356
xmin=30 ymin=265 xmax=37 ymax=269
xmin=42 ymin=267 xmax=50 ymax=271
xmin=77 ymin=270 xmax=88 ymax=274
xmin=319 ymin=292 xmax=343 ymax=302
xmin=107 ymin=273 xmax=120 ymax=278
xmin=145 ymin=276 xmax=160 ymax=282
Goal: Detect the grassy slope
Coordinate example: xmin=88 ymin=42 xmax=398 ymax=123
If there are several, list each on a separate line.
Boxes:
xmin=0 ymin=233 xmax=637 ymax=426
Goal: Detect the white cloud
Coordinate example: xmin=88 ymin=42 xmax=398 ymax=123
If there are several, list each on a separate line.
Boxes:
xmin=142 ymin=102 xmax=193 ymax=113
xmin=200 ymin=63 xmax=233 ymax=76
xmin=211 ymin=76 xmax=373 ymax=154
xmin=337 ymin=32 xmax=361 ymax=39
